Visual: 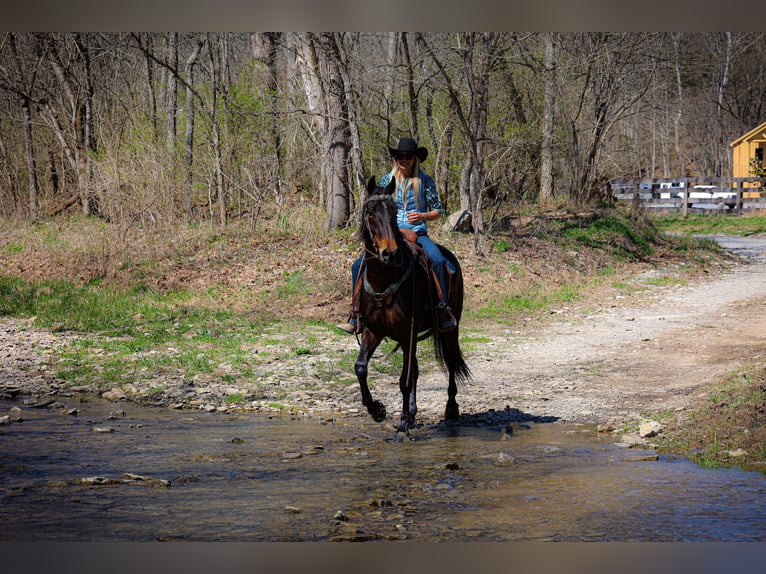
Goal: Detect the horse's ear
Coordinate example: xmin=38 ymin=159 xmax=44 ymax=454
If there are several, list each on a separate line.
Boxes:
xmin=385 ymin=179 xmax=396 ymax=195
xmin=367 ymin=177 xmax=377 ymax=194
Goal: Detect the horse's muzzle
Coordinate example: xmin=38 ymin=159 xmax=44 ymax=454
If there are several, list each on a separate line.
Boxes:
xmin=379 ymin=246 xmax=399 ymax=265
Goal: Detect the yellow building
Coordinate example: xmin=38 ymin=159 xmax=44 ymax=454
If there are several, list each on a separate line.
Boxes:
xmin=730 ymin=121 xmax=766 ymax=195
xmin=730 ymin=121 xmax=766 ymax=178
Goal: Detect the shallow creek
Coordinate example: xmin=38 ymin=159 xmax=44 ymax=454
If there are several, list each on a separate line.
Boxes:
xmin=1 ymin=397 xmax=764 ymax=541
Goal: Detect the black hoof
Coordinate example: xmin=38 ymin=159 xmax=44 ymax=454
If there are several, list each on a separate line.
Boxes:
xmin=369 ymin=400 xmax=386 ymax=422
xmin=444 ymin=400 xmax=459 ymax=420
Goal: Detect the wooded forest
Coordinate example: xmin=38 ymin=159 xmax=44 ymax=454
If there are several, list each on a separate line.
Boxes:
xmin=1 ymin=32 xmax=765 ymax=232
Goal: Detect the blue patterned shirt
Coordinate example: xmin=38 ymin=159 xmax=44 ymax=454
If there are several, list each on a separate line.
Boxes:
xmin=378 ymin=170 xmax=444 ymax=235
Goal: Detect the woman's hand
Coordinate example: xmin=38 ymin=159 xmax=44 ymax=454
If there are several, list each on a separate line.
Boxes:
xmin=407 ymin=211 xmax=423 ymax=224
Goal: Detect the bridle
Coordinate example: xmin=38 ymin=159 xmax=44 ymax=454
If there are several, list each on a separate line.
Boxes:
xmin=361 ymin=194 xmax=412 ymax=307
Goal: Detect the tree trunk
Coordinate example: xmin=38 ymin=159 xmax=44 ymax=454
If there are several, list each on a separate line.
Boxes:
xmin=540 ymin=32 xmax=555 ymax=204
xmin=252 ymin=32 xmax=283 ymax=210
xmin=401 ymin=33 xmax=419 ymax=140
xmin=330 ymin=33 xmax=366 ymax=207
xmin=22 ymin=96 xmax=39 ymax=219
xmin=294 ymin=33 xmax=327 ymax=207
xmin=166 ymin=32 xmax=178 ymax=162
xmin=184 ymin=35 xmax=205 ymax=219
xmin=317 ymin=33 xmax=351 ymax=229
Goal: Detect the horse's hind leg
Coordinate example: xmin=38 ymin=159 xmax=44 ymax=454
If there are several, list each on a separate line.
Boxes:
xmin=442 ymin=334 xmax=460 ymax=421
xmin=355 ymin=332 xmax=386 ymax=422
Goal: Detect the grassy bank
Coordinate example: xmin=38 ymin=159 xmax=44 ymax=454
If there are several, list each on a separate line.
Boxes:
xmin=655 ymin=360 xmax=766 ymax=474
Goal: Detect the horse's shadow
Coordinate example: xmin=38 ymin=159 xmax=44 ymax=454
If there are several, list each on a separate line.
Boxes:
xmin=390 ymin=406 xmax=560 ymax=441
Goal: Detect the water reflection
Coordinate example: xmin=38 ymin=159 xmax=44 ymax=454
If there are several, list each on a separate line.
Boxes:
xmin=1 ymin=397 xmax=764 ymax=541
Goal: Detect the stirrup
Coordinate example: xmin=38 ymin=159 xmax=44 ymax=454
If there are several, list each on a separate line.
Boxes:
xmin=436 ymin=303 xmax=457 ymax=332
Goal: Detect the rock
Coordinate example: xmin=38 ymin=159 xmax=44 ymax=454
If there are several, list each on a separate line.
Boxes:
xmin=333 ymin=510 xmax=349 ymax=522
xmin=495 ymin=452 xmax=515 ymax=466
xmin=121 ymin=473 xmax=171 ymax=487
xmin=536 ymin=445 xmax=562 ymax=455
xmin=0 ymin=415 xmax=10 ymax=425
xmin=91 ymin=426 xmax=115 ymax=433
xmin=102 ymin=388 xmax=126 ymax=401
xmin=282 ymin=452 xmax=302 ymax=460
xmin=617 ymin=433 xmax=646 ymax=447
xmin=10 ymin=406 xmax=23 ymax=421
xmin=639 ymin=420 xmax=664 ymax=438
xmin=442 ymin=210 xmax=473 ymax=233
xmin=627 ymin=454 xmax=659 ymax=461
xmin=80 ymin=476 xmax=122 ymax=485
xmin=727 ymin=448 xmax=747 ymax=458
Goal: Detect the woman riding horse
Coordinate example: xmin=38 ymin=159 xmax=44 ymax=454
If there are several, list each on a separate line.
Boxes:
xmin=337 ymin=138 xmax=457 ymax=334
xmin=351 ymin=176 xmax=471 ymax=432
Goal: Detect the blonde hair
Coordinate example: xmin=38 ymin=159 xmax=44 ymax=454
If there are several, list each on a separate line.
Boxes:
xmin=391 ymin=157 xmax=423 ymax=209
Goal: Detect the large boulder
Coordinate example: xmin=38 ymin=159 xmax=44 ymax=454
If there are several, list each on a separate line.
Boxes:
xmin=442 ymin=210 xmax=473 ymax=233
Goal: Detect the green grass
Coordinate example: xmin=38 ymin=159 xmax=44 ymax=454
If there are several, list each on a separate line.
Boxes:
xmin=544 ymin=211 xmax=663 ymax=261
xmin=652 ymin=213 xmax=766 ymax=236
xmin=1 ymin=275 xmax=345 ymax=391
xmin=469 ymin=282 xmax=583 ymax=321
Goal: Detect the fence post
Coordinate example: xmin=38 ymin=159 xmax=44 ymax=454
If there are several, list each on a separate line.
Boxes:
xmin=737 ymin=180 xmax=743 ymax=216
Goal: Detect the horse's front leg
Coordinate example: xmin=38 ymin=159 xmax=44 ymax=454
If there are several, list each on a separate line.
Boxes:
xmin=355 ymin=330 xmax=386 ymax=422
xmin=398 ymin=342 xmax=419 ymax=432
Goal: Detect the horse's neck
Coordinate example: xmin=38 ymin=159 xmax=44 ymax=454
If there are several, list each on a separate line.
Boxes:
xmin=364 ymin=245 xmax=411 ymax=287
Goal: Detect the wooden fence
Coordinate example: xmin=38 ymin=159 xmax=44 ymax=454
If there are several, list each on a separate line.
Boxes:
xmin=610 ymin=177 xmax=766 ymax=216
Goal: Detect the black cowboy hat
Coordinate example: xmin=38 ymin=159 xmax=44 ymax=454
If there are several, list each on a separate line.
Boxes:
xmin=388 ymin=137 xmax=428 ymax=162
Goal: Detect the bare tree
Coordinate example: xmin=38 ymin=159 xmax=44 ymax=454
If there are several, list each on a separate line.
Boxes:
xmin=166 ymin=32 xmax=178 ymax=161
xmin=540 ymin=32 xmax=556 ymax=204
xmin=183 ymin=35 xmax=205 ymax=219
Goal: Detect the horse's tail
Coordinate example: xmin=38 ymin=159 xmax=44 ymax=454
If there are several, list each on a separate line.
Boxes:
xmin=432 ymin=246 xmax=471 ymax=385
xmin=433 ymin=330 xmax=472 ymax=386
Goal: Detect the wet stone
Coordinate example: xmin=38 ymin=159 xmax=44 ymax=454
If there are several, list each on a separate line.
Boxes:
xmin=9 ymin=406 xmax=23 ymax=421
xmin=639 ymin=420 xmax=664 ymax=438
xmin=495 ymin=452 xmax=516 ymax=466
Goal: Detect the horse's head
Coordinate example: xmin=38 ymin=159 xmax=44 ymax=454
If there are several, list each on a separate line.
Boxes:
xmin=361 ymin=177 xmax=400 ymax=265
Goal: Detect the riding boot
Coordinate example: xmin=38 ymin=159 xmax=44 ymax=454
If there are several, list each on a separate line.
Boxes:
xmin=431 ymin=266 xmax=457 ymax=333
xmin=336 ymin=273 xmax=364 ymax=334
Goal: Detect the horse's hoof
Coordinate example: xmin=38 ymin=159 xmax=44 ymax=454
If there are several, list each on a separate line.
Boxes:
xmin=444 ymin=401 xmax=459 ymax=420
xmin=369 ymin=400 xmax=386 ymax=422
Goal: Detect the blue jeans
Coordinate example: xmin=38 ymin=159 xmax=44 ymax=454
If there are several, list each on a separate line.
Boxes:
xmin=351 ymin=233 xmax=451 ymax=303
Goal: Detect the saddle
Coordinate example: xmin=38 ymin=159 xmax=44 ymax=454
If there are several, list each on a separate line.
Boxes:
xmin=351 ymin=228 xmax=447 ymax=317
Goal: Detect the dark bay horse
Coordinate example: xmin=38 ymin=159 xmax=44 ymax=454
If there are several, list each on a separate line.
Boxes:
xmin=354 ymin=177 xmax=471 ymax=433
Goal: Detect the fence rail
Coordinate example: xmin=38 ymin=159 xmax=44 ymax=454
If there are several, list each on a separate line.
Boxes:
xmin=610 ymin=177 xmax=766 ymax=215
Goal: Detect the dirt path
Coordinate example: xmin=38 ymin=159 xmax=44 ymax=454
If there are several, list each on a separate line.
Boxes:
xmin=404 ymin=235 xmax=766 ymax=427
xmin=3 ymin=236 xmax=766 ymax=431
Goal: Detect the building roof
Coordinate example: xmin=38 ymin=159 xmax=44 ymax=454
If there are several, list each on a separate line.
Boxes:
xmin=730 ymin=120 xmax=766 ymax=148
